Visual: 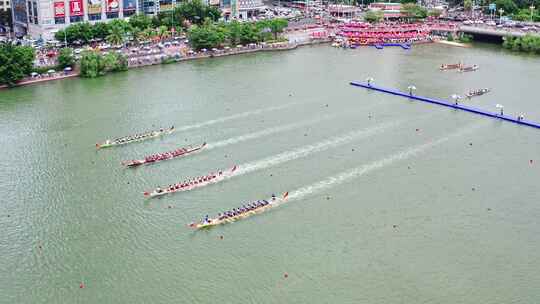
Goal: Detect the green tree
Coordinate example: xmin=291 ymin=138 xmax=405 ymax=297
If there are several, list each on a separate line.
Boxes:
xmin=102 ymin=52 xmax=127 ymax=72
xmin=239 ymin=23 xmax=260 ymax=44
xmin=266 ymin=18 xmax=288 ymax=40
xmin=78 ymin=22 xmax=94 ymax=44
xmin=80 ymin=51 xmax=102 ymax=78
xmin=92 ymin=22 xmax=111 ymax=40
xmin=364 ymin=10 xmax=383 ymax=23
xmin=401 ymin=3 xmax=428 ymax=20
xmin=0 ymin=44 xmax=35 ymax=87
xmin=129 ymin=13 xmax=153 ymax=30
xmin=109 ymin=19 xmax=132 ymax=34
xmin=495 ymin=0 xmax=518 ymax=14
xmin=54 ymin=29 xmax=67 ymax=43
xmin=187 ymin=23 xmax=225 ymax=50
xmin=503 ymin=34 xmax=540 ymax=53
xmin=57 ymin=47 xmax=75 ymax=68
xmin=225 ymin=21 xmax=242 ymax=45
xmin=64 ymin=24 xmax=81 ymax=44
xmin=464 ymin=0 xmax=473 ymax=11
xmin=157 ymin=25 xmax=171 ymax=40
xmin=174 ymin=0 xmax=221 ymax=26
xmin=107 ymin=25 xmax=126 ymax=46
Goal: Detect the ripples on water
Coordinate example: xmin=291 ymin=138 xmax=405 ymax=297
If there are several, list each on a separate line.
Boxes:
xmin=1 ymin=44 xmax=540 ymax=303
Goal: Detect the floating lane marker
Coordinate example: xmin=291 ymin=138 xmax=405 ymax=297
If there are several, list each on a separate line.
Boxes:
xmin=350 ymin=81 xmax=540 ymax=130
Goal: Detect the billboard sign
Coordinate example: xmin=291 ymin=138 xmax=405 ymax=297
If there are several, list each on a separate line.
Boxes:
xmin=88 ymin=0 xmax=103 ymax=14
xmin=107 ymin=0 xmax=120 ymax=12
xmin=69 ymin=0 xmax=84 ymax=16
xmin=54 ymin=1 xmax=66 ymax=17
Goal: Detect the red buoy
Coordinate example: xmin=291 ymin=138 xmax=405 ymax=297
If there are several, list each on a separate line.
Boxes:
xmin=79 ymin=283 xmax=85 ymax=289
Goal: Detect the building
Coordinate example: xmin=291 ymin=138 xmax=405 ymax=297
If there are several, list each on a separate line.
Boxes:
xmin=368 ymin=2 xmax=402 ymax=19
xmin=0 ymin=0 xmax=11 ymax=36
xmin=328 ymin=4 xmax=361 ymax=19
xmin=1 ymin=0 xmax=11 ymax=11
xmin=221 ymin=0 xmax=265 ymax=20
xmin=11 ymin=0 xmax=139 ymax=39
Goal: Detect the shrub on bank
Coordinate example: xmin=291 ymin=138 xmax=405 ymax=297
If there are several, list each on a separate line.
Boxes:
xmin=57 ymin=47 xmax=75 ymax=69
xmin=0 ymin=43 xmax=35 ymax=87
xmin=80 ymin=51 xmax=128 ymax=78
xmin=503 ymin=35 xmax=540 ymax=54
xmin=458 ymin=34 xmax=473 ymax=43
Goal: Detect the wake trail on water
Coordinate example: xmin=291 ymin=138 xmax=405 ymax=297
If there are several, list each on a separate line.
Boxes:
xmin=175 ymin=103 xmax=299 ymax=132
xmin=278 ymin=121 xmax=487 ymax=205
xmin=232 ymin=120 xmax=404 ymax=177
xmin=207 ymin=115 xmax=336 ymax=150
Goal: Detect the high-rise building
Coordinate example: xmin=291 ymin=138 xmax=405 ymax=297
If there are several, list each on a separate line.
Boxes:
xmin=11 ymin=0 xmax=139 ymax=39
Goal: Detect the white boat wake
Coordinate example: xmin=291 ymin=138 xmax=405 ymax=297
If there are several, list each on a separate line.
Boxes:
xmin=175 ymin=103 xmax=299 ymax=132
xmin=280 ymin=121 xmax=486 ymax=205
xmin=234 ymin=120 xmax=403 ymax=177
xmin=207 ymin=115 xmax=336 ymax=150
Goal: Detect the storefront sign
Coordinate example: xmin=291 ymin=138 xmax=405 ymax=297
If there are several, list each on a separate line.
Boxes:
xmin=107 ymin=0 xmax=120 ymax=12
xmin=54 ymin=1 xmax=65 ymax=17
xmin=69 ymin=0 xmax=84 ymax=16
xmin=88 ymin=0 xmax=103 ymax=14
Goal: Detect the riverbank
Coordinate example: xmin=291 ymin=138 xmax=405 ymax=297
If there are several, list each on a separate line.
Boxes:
xmin=0 ymin=72 xmax=79 ymax=90
xmin=1 ymin=40 xmax=330 ymax=90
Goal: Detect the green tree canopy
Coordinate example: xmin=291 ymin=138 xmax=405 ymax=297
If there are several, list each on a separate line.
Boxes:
xmin=57 ymin=47 xmax=75 ymax=69
xmin=495 ymin=0 xmax=518 ymax=14
xmin=0 ymin=44 xmax=35 ymax=87
xmin=174 ymin=0 xmax=221 ymax=26
xmin=129 ymin=13 xmax=153 ymax=30
xmin=187 ymin=23 xmax=226 ymax=50
xmin=92 ymin=22 xmax=111 ymax=40
xmin=265 ymin=18 xmax=288 ymax=40
xmin=364 ymin=10 xmax=383 ymax=23
xmin=401 ymin=3 xmax=428 ymax=20
xmin=107 ymin=25 xmax=126 ymax=46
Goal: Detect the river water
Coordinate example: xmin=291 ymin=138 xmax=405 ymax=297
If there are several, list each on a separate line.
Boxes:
xmin=1 ymin=43 xmax=540 ymax=303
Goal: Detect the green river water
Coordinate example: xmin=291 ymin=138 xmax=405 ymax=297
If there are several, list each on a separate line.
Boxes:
xmin=1 ymin=43 xmax=540 ymax=303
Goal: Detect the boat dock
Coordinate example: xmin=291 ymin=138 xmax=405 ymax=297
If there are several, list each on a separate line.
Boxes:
xmin=349 ymin=81 xmax=540 ymax=130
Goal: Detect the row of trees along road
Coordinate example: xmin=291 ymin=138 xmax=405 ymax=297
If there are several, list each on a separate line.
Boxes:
xmin=188 ymin=18 xmax=288 ymax=50
xmin=54 ymin=0 xmax=221 ymax=45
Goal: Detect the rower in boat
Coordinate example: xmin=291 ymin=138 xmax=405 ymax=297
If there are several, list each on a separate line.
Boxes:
xmin=466 ymin=88 xmax=490 ymax=98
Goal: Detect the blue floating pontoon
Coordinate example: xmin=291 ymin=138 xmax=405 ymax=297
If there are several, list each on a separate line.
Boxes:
xmin=349 ymin=81 xmax=540 ymax=130
xmin=372 ymin=43 xmax=411 ymax=50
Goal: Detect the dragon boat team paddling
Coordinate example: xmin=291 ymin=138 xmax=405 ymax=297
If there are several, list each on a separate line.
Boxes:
xmin=96 ymin=126 xmax=175 ymax=149
xmin=189 ymin=192 xmax=289 ymax=229
xmin=144 ymin=165 xmax=237 ymax=197
xmin=122 ymin=142 xmax=207 ymax=167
